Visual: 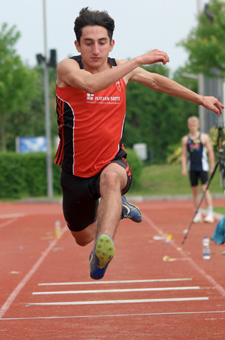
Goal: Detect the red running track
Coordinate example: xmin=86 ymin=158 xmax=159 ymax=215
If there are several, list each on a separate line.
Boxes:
xmin=0 ymin=199 xmax=225 ymax=339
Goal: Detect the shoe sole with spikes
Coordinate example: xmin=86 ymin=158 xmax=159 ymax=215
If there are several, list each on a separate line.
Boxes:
xmin=89 ymin=234 xmax=114 ymax=280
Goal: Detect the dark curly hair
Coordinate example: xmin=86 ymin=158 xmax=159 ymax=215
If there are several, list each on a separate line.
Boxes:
xmin=74 ymin=7 xmax=115 ymax=44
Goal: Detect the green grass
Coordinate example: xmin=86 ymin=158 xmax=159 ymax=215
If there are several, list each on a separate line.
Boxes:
xmin=2 ymin=164 xmax=224 ymax=202
xmin=130 ymin=164 xmax=224 ymax=196
xmin=214 ymin=207 xmax=225 ymax=215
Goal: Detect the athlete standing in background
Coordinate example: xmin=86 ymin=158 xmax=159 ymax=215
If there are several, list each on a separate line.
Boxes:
xmin=181 ymin=116 xmax=215 ymax=223
xmin=55 ymin=8 xmax=223 ymax=280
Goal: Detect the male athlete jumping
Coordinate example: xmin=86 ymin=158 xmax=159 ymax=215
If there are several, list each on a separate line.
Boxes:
xmin=55 ymin=7 xmax=223 ymax=279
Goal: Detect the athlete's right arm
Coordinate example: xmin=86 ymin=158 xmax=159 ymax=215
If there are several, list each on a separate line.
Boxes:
xmin=203 ymin=134 xmax=215 ymax=174
xmin=56 ymin=49 xmax=170 ymax=93
xmin=181 ymin=136 xmax=188 ymax=176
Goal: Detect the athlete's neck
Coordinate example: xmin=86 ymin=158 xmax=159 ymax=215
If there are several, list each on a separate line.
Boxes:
xmin=189 ymin=131 xmax=200 ymax=139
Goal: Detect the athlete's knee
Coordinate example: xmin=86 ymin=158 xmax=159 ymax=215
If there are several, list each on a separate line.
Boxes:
xmin=100 ymin=170 xmax=121 ymax=191
xmin=74 ymin=236 xmax=91 ymax=247
xmin=70 ymin=224 xmax=95 ymax=247
xmin=192 ymin=186 xmax=198 ymax=194
xmin=201 ymin=184 xmax=207 ymax=191
xmin=71 ymin=233 xmax=93 ymax=247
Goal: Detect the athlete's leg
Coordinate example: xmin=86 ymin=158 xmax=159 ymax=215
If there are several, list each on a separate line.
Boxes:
xmin=191 ymin=185 xmax=202 ymax=222
xmin=189 ymin=171 xmax=200 ymax=210
xmin=70 ymin=223 xmax=96 ymax=247
xmin=201 ymin=184 xmax=213 ymax=207
xmin=60 ymin=169 xmax=99 ymax=246
xmin=89 ymin=162 xmax=128 ymax=279
xmin=201 ymin=184 xmax=214 ymax=222
xmin=200 ymin=171 xmax=213 ymax=208
xmin=201 ymin=171 xmax=214 ymax=222
xmin=74 ymin=159 xmax=138 ymax=245
xmin=192 ymin=185 xmax=200 ymax=210
xmin=190 ymin=170 xmax=202 ymax=222
xmin=96 ymin=162 xmax=127 ymax=238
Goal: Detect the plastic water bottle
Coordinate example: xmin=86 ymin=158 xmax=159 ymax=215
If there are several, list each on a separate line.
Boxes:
xmin=55 ymin=220 xmax=61 ymax=240
xmin=202 ymin=236 xmax=210 ymax=260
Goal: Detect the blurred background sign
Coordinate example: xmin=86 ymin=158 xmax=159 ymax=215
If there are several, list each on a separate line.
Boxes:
xmin=133 ymin=143 xmax=148 ymax=161
xmin=16 ymin=137 xmax=47 ymax=153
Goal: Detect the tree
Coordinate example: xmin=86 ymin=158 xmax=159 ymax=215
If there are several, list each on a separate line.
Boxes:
xmin=5 ymin=63 xmax=59 ymax=152
xmin=0 ymin=23 xmax=38 ymax=151
xmin=178 ymin=0 xmax=225 ymax=77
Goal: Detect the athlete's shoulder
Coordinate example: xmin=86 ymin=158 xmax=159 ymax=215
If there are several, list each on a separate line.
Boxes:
xmin=57 ymin=56 xmax=80 ymax=70
xmin=201 ymin=132 xmax=209 ymax=138
xmin=69 ymin=55 xmax=83 ymax=68
xmin=182 ymin=135 xmax=188 ymax=144
xmin=200 ymin=133 xmax=210 ymax=143
xmin=57 ymin=56 xmax=82 ymax=87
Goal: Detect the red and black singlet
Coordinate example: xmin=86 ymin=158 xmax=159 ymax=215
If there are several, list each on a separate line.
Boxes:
xmin=54 ymin=55 xmax=127 ymax=177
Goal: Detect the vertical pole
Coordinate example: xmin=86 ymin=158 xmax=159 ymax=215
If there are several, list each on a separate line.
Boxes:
xmin=198 ymin=74 xmax=205 ymax=132
xmin=197 ymin=0 xmax=202 ymax=13
xmin=197 ymin=0 xmax=205 ymax=132
xmin=43 ymin=0 xmax=53 ymax=196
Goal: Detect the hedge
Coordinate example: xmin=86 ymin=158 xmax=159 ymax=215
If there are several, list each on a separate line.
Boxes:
xmin=0 ymin=149 xmax=142 ymax=199
xmin=125 ymin=147 xmax=142 ymax=191
xmin=0 ymin=153 xmax=61 ymax=199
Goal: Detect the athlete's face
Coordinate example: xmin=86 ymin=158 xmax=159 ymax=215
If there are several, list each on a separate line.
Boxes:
xmin=75 ymin=25 xmax=115 ymax=71
xmin=188 ymin=122 xmax=199 ymax=135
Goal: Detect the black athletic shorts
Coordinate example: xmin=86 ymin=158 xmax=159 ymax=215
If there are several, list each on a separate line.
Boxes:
xmin=189 ymin=170 xmax=208 ymax=187
xmin=60 ymin=157 xmax=132 ymax=232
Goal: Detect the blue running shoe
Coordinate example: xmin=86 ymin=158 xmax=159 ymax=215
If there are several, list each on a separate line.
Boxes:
xmin=121 ymin=195 xmax=142 ymax=223
xmin=89 ymin=234 xmax=114 ymax=280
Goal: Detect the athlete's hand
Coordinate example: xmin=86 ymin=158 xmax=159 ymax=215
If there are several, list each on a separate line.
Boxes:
xmin=139 ymin=49 xmax=170 ymax=66
xmin=201 ymin=96 xmax=224 ymax=115
xmin=182 ymin=169 xmax=187 ymax=176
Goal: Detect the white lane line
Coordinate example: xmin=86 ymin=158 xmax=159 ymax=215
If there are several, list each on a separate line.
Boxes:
xmin=0 ymin=218 xmax=18 ymax=229
xmin=32 ymin=286 xmax=200 ymax=295
xmin=26 ymin=297 xmax=208 ymax=306
xmin=2 ymin=310 xmax=225 ymax=321
xmin=143 ymin=213 xmax=225 ymax=298
xmin=0 ymin=213 xmax=26 ymax=219
xmin=0 ymin=225 xmax=68 ymax=319
xmin=38 ymin=278 xmax=192 ymax=286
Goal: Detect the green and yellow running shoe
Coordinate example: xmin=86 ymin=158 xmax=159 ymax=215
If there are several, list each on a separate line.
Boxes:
xmin=89 ymin=234 xmax=114 ymax=280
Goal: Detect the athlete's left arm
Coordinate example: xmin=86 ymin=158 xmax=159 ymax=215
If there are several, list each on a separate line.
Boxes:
xmin=128 ymin=67 xmax=224 ymax=115
xmin=203 ymin=134 xmax=215 ymax=173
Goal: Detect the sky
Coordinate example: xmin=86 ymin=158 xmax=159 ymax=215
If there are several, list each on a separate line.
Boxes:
xmin=0 ymin=0 xmax=209 ymax=74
